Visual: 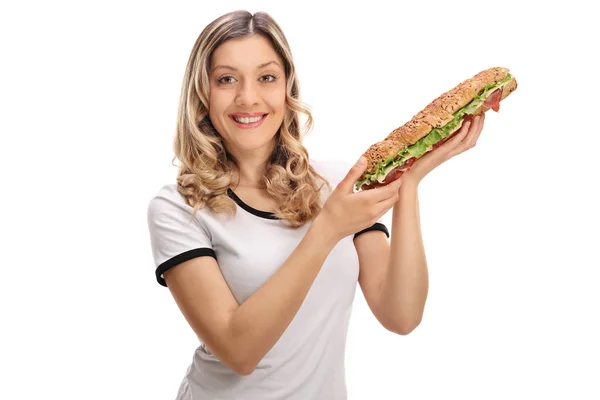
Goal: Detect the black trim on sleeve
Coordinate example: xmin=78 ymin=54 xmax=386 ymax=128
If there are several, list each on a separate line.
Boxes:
xmin=156 ymin=248 xmax=216 ymax=287
xmin=353 ymin=222 xmax=390 ymax=239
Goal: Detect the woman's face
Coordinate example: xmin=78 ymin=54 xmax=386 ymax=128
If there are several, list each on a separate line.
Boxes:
xmin=208 ymin=35 xmax=286 ymax=157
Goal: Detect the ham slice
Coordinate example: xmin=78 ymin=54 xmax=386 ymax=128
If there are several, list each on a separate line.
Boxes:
xmin=484 ymin=88 xmax=503 ymax=112
xmin=362 ymin=158 xmax=416 ymax=190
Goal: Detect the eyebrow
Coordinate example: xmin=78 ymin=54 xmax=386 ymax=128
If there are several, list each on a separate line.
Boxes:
xmin=212 ymin=61 xmax=282 ymax=73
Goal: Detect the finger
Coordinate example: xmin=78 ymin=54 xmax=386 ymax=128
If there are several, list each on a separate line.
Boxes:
xmin=373 ymin=189 xmax=401 ymax=217
xmin=441 ymin=119 xmax=471 ymax=152
xmin=459 ymin=118 xmax=475 ymax=141
xmin=454 ymin=119 xmax=472 ymax=141
xmin=471 ymin=114 xmax=485 ymax=142
xmin=472 ymin=113 xmax=484 ymax=134
xmin=443 ymin=117 xmax=478 ymax=157
xmin=377 ymin=177 xmax=403 ymax=203
xmin=362 ymin=177 xmax=403 ymax=202
xmin=463 ymin=114 xmax=485 ymax=149
xmin=341 ymin=157 xmax=368 ymax=194
xmin=451 ymin=115 xmax=483 ymax=156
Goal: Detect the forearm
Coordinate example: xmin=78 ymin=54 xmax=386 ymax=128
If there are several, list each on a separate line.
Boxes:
xmin=380 ymin=181 xmax=429 ymax=333
xmin=228 ymin=217 xmax=338 ymax=371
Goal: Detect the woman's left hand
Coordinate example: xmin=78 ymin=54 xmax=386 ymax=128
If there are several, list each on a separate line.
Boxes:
xmin=401 ymin=113 xmax=486 ymax=186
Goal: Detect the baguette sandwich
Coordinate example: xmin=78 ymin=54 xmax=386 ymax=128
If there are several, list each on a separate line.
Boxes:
xmin=355 ymin=67 xmax=518 ymax=191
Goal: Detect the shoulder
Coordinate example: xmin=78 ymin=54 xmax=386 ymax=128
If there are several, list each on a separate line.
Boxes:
xmin=147 ymin=184 xmax=233 ymax=234
xmin=146 ymin=183 xmax=210 ymax=226
xmin=147 ymin=184 xmax=186 ymax=215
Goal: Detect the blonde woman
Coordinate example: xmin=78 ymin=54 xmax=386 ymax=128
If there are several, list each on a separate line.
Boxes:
xmin=146 ymin=9 xmax=485 ymax=400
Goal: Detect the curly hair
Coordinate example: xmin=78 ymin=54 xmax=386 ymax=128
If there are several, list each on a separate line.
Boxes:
xmin=172 ymin=10 xmax=331 ymax=228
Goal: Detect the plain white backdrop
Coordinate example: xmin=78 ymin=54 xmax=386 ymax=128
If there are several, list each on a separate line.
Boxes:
xmin=1 ymin=0 xmax=599 ymax=399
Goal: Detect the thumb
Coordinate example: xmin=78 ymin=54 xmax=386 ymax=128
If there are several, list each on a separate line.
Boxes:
xmin=340 ymin=156 xmax=368 ymax=193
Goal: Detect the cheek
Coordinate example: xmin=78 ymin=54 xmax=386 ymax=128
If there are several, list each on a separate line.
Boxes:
xmin=208 ymin=91 xmax=229 ymax=121
xmin=272 ymin=86 xmax=287 ymax=113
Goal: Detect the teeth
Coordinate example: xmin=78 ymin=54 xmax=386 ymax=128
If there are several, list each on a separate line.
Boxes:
xmin=233 ymin=115 xmax=265 ymax=124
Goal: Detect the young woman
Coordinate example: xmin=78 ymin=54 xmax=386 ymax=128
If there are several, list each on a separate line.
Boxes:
xmin=147 ymin=9 xmax=485 ymax=400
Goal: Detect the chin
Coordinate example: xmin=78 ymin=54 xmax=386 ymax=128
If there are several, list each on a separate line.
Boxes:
xmin=229 ymin=134 xmax=277 ymax=152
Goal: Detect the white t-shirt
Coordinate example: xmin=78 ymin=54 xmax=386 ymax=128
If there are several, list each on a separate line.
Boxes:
xmin=146 ymin=159 xmax=389 ymax=400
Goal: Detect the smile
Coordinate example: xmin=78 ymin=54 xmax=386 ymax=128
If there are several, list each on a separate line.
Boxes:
xmin=229 ymin=114 xmax=268 ymax=129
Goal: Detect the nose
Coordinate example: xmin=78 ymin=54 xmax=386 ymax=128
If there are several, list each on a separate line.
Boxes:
xmin=235 ymin=79 xmax=260 ymax=107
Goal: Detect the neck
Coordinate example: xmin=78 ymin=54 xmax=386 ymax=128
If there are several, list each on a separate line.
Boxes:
xmin=232 ymin=160 xmax=268 ymax=189
xmin=227 ymin=141 xmax=276 ymax=189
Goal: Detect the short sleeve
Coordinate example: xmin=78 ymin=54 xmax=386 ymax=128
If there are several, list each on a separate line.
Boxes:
xmin=353 ymin=220 xmax=390 ymax=239
xmin=147 ymin=192 xmax=216 ymax=287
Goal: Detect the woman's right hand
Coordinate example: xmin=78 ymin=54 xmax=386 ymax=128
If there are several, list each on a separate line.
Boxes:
xmin=317 ymin=157 xmax=403 ymax=243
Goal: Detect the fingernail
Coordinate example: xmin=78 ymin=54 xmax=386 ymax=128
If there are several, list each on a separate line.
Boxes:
xmin=356 ymin=157 xmax=366 ymax=166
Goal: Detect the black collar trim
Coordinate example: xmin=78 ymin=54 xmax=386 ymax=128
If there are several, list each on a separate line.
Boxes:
xmin=227 ymin=188 xmax=279 ymax=220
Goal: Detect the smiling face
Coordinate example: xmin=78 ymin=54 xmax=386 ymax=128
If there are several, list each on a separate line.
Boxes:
xmin=208 ymin=35 xmax=287 ymax=159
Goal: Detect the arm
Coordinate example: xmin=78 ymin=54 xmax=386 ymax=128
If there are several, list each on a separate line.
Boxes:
xmin=354 ymin=181 xmax=428 ymax=335
xmin=355 ymin=114 xmax=486 ymax=334
xmin=164 ymin=216 xmax=339 ymax=376
xmin=379 ymin=181 xmax=429 ymax=333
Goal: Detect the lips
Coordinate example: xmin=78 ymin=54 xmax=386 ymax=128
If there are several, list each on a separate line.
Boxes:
xmin=229 ymin=113 xmax=268 ymax=129
xmin=229 ymin=112 xmax=268 ymax=118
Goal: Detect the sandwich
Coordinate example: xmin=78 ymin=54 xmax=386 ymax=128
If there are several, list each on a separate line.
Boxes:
xmin=355 ymin=67 xmax=518 ymax=191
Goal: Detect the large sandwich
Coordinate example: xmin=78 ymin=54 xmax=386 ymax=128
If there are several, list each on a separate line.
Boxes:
xmin=355 ymin=67 xmax=518 ymax=191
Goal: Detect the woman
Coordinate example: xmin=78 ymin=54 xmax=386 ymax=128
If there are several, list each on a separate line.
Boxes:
xmin=146 ymin=9 xmax=485 ymax=400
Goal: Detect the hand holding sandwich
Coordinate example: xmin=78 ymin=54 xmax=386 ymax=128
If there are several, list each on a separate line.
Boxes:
xmin=316 ymin=157 xmax=403 ymax=244
xmin=401 ymin=113 xmax=486 ymax=186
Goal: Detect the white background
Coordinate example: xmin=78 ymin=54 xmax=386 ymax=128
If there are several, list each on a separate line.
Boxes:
xmin=1 ymin=0 xmax=599 ymax=399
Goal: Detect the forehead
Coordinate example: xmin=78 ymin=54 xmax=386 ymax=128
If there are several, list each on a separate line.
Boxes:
xmin=211 ymin=35 xmax=283 ymax=72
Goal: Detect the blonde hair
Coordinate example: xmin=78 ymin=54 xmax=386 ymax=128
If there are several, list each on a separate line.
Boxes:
xmin=172 ymin=10 xmax=331 ymax=227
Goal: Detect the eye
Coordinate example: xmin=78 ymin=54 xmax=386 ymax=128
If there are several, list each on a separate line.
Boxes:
xmin=260 ymin=74 xmax=278 ymax=83
xmin=217 ymin=75 xmax=236 ymax=84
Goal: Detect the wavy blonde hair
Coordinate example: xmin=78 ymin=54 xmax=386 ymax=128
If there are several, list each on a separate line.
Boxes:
xmin=171 ymin=10 xmax=331 ymax=228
